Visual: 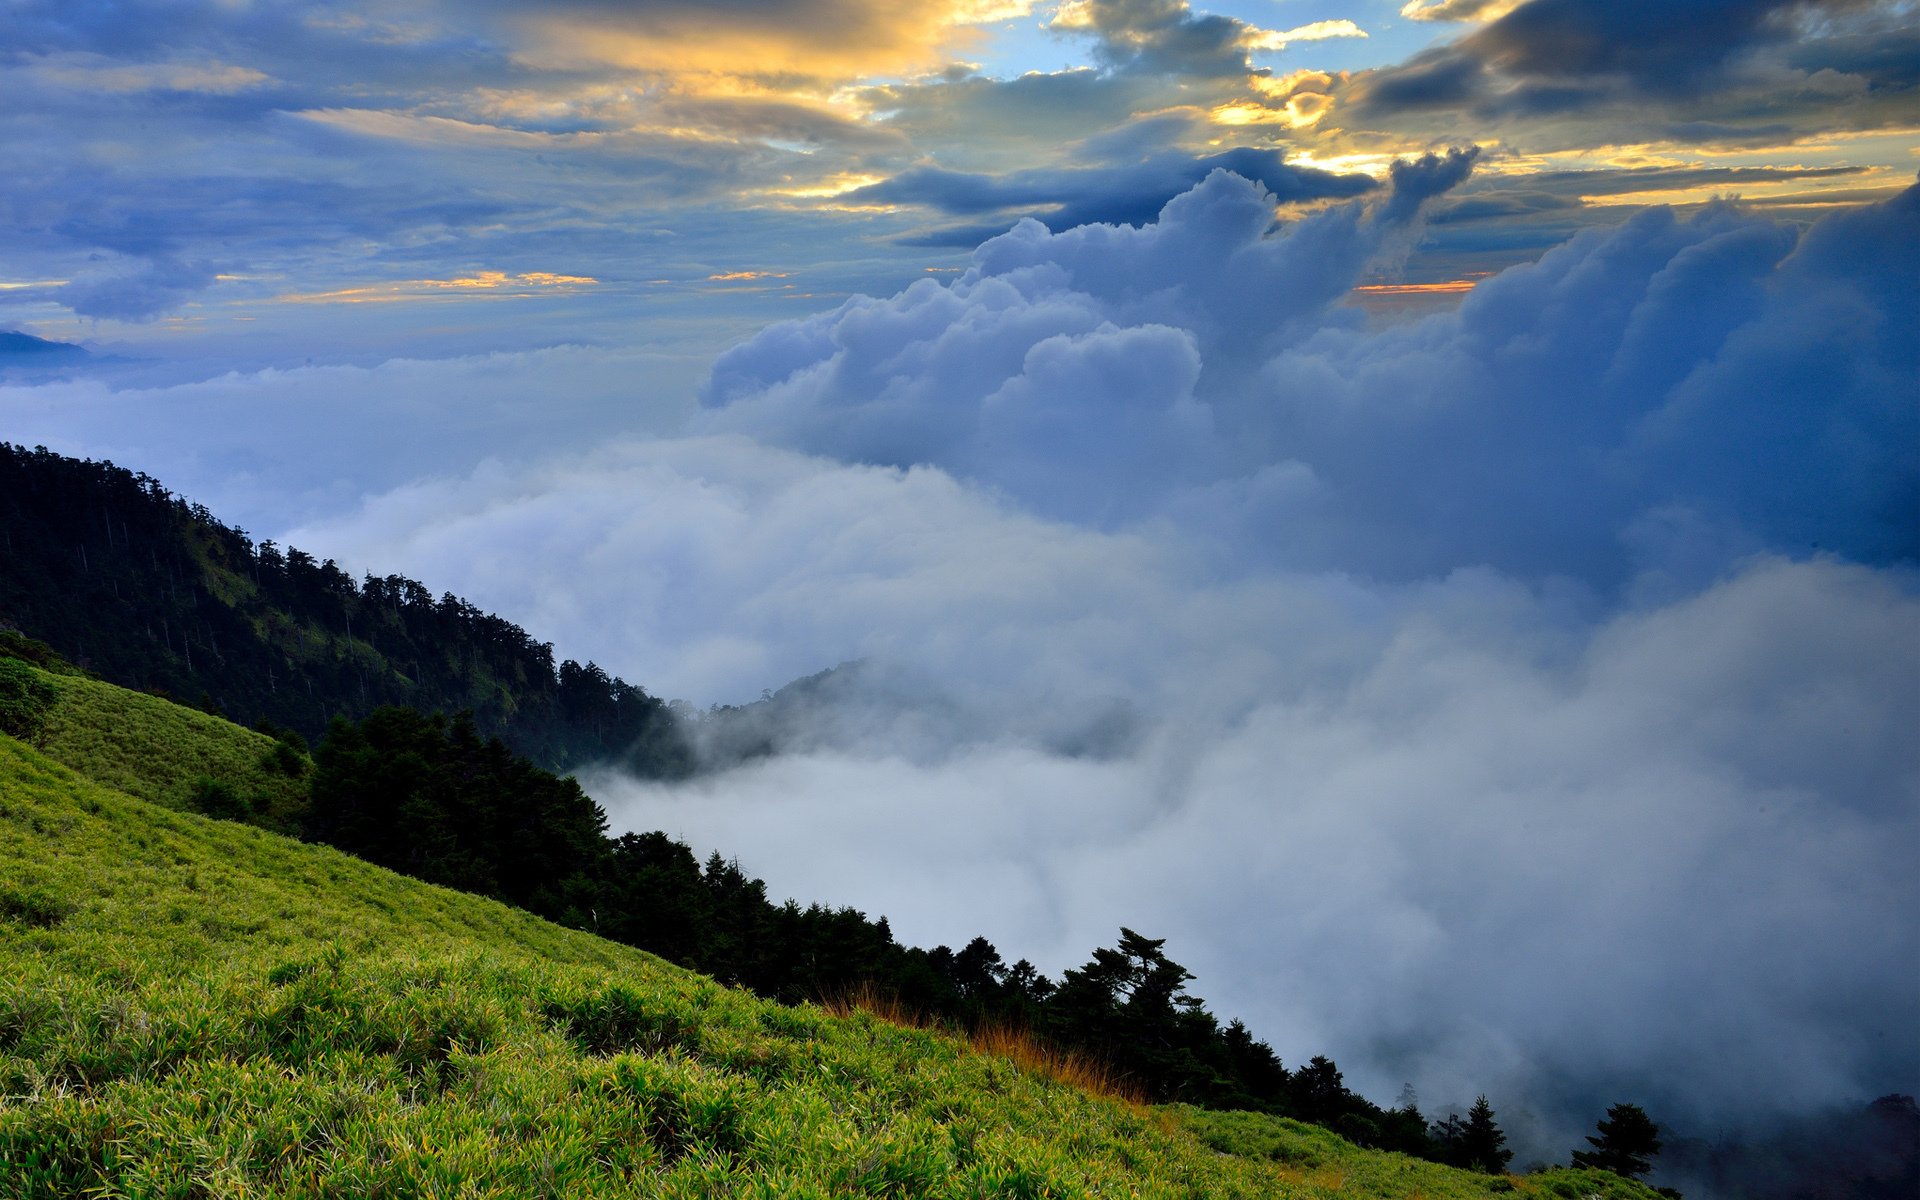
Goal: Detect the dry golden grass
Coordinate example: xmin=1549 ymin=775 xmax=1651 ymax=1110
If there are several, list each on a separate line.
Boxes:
xmin=822 ymin=982 xmax=1149 ymax=1109
xmin=966 ymin=1022 xmax=1150 ymax=1109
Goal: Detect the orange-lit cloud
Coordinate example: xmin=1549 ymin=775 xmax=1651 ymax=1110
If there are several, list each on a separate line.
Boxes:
xmin=708 ymin=271 xmax=793 ymax=281
xmin=1351 ymin=279 xmax=1479 ymax=295
xmin=25 ymin=53 xmax=269 ymax=94
xmin=508 ymin=1 xmax=1028 ymax=82
xmin=1398 ymin=0 xmax=1526 ymax=22
xmin=277 ymin=272 xmax=597 ymax=305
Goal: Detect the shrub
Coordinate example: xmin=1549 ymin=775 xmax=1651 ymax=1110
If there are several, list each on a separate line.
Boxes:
xmin=0 ymin=658 xmax=59 ymax=742
xmin=187 ymin=776 xmax=250 ymax=821
xmin=0 ymin=884 xmax=75 ymax=928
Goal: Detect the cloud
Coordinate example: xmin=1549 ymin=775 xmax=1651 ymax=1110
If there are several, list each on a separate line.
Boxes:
xmin=0 ymin=345 xmax=702 ymax=527
xmin=844 ymin=148 xmax=1377 ymax=235
xmin=54 ymin=255 xmax=218 ymax=322
xmin=700 ymin=150 xmax=1479 ymax=526
xmin=275 ymin=270 xmax=599 ymax=306
xmin=704 ymin=163 xmax=1918 ymax=583
xmin=278 ymin=433 xmax=1919 ymax=1162
xmin=1347 ymin=0 xmax=1920 ymax=146
xmin=494 ymin=0 xmax=1020 ymax=78
xmin=577 ymin=556 xmax=1918 ymax=1149
xmin=1399 ymin=0 xmax=1528 ymax=20
xmin=1050 ymin=0 xmax=1307 ymax=80
xmin=6 ymin=0 xmax=1913 ymax=1166
xmin=1241 ymin=20 xmax=1370 ymax=52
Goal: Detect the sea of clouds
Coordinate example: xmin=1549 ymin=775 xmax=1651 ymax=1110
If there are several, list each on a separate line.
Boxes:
xmin=15 ymin=152 xmax=1912 ymax=1161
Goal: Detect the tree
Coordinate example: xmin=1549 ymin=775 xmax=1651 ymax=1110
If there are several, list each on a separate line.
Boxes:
xmin=1572 ymin=1103 xmax=1663 ymax=1179
xmin=1458 ymin=1095 xmax=1514 ymax=1173
xmin=1292 ymin=1055 xmax=1353 ymax=1125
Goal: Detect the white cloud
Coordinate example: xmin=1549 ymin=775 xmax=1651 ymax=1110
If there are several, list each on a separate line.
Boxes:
xmin=1242 ymin=20 xmax=1369 ymax=52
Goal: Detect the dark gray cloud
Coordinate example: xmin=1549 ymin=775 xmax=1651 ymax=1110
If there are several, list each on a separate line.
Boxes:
xmin=1064 ymin=0 xmax=1262 ymax=81
xmin=53 ymin=256 xmax=218 ymax=322
xmin=848 ymin=148 xmax=1377 ymax=239
xmin=1348 ymin=0 xmax=1920 ymax=145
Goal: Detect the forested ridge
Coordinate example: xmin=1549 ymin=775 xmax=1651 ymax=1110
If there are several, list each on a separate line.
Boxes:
xmin=0 ymin=442 xmax=688 ymax=776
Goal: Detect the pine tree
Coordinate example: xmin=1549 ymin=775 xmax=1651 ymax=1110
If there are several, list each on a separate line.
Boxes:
xmin=1572 ymin=1103 xmax=1663 ymax=1178
xmin=1459 ymin=1095 xmax=1514 ymax=1173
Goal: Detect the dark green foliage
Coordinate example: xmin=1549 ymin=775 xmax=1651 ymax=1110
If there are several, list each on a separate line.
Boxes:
xmin=1434 ymin=1096 xmax=1515 ymax=1174
xmin=543 ymin=984 xmax=703 ymax=1057
xmin=306 ymin=707 xmax=610 ymax=913
xmin=0 ymin=884 xmax=74 ymax=927
xmin=0 ymin=629 xmax=78 ymax=675
xmin=0 ymin=442 xmax=692 ymax=776
xmin=187 ymin=776 xmax=252 ymax=821
xmin=265 ymin=738 xmax=308 ymax=777
xmin=1574 ymin=1103 xmax=1663 ymax=1179
xmin=255 ymin=719 xmax=311 ymax=776
xmin=1045 ymin=928 xmax=1221 ymax=1104
xmin=0 ymin=656 xmax=58 ymax=742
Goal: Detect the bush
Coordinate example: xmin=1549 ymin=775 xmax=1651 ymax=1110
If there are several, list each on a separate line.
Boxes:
xmin=263 ymin=738 xmax=309 ymax=777
xmin=187 ymin=776 xmax=251 ymax=821
xmin=0 ymin=884 xmax=74 ymax=927
xmin=0 ymin=658 xmax=59 ymax=742
xmin=0 ymin=629 xmax=76 ymax=674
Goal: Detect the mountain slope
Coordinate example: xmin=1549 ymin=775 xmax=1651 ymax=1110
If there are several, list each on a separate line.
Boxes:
xmin=0 ymin=706 xmax=1658 ymax=1198
xmin=0 ymin=442 xmax=689 ymax=776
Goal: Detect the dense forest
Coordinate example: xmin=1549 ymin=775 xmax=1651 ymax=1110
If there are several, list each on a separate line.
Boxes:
xmin=0 ymin=443 xmax=688 ymax=775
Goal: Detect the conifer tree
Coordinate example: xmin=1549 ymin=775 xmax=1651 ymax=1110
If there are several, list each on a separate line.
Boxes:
xmin=1572 ymin=1103 xmax=1663 ymax=1178
xmin=1459 ymin=1095 xmax=1514 ymax=1173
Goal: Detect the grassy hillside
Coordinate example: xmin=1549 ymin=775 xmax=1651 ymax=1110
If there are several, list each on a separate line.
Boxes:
xmin=34 ymin=669 xmax=311 ymax=831
xmin=0 ymin=692 xmax=1659 ymax=1198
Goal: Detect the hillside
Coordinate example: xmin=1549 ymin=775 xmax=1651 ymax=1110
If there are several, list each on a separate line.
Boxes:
xmin=0 ymin=683 xmax=1661 ymax=1197
xmin=0 ymin=443 xmax=689 ymax=776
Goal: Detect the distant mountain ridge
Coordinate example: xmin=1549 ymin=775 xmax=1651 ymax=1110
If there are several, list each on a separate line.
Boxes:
xmin=0 ymin=330 xmax=88 ymax=360
xmin=0 ymin=442 xmax=690 ymax=776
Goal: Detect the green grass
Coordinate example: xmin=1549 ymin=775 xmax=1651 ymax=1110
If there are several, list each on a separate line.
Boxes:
xmin=29 ymin=667 xmax=309 ymax=831
xmin=0 ymin=685 xmax=1665 ymax=1198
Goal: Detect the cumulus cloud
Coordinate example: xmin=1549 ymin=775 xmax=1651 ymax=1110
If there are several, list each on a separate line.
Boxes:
xmin=705 ymin=158 xmax=1916 ymax=582
xmin=274 ymin=167 xmax=1918 ymax=1167
xmin=701 ymin=150 xmax=1480 ymax=525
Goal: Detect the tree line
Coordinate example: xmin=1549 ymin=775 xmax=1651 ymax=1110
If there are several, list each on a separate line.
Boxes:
xmin=296 ymin=703 xmax=1669 ymax=1180
xmin=0 ymin=442 xmax=689 ymax=776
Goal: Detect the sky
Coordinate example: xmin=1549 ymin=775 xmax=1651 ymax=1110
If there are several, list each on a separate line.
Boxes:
xmin=4 ymin=0 xmax=1918 ymax=1176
